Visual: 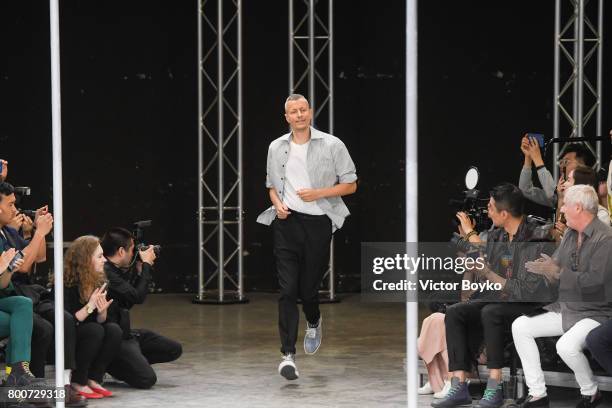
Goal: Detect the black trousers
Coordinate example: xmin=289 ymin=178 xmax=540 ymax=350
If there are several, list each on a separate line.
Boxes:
xmin=106 ymin=329 xmax=182 ymax=389
xmin=445 ymin=302 xmax=539 ymax=372
xmin=273 ymin=212 xmax=332 ymax=354
xmin=30 ymin=313 xmax=53 ymax=378
xmin=72 ymin=322 xmax=122 ymax=385
xmin=37 ymin=307 xmax=79 ymax=376
xmin=587 ymin=319 xmax=612 ymax=375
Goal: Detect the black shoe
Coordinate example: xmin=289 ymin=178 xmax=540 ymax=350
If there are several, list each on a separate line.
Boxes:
xmin=515 ymin=395 xmax=550 ymax=408
xmin=5 ymin=362 xmax=47 ymax=387
xmin=576 ymin=391 xmax=602 ymax=408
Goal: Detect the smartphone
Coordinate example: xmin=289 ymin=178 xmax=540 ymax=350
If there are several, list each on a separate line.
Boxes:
xmin=527 ymin=133 xmax=545 ymax=148
xmin=0 ymin=161 xmax=3 ymax=173
xmin=7 ymin=250 xmax=24 ymax=273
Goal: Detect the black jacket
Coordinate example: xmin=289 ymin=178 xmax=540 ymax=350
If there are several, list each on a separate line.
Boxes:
xmin=105 ymin=260 xmax=153 ymax=338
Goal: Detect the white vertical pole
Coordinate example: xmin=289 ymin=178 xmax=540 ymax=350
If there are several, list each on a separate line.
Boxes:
xmin=406 ymin=0 xmax=418 ymax=407
xmin=49 ymin=0 xmax=65 ymax=406
xmin=197 ymin=0 xmax=205 ymax=301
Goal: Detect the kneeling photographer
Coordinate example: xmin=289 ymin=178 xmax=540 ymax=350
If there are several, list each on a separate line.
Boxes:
xmin=101 ymin=227 xmax=182 ymax=389
xmin=433 ymin=183 xmax=556 ymax=408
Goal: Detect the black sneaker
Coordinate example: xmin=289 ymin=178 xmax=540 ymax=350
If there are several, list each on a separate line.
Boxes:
xmin=515 ymin=394 xmax=550 ymax=408
xmin=5 ymin=361 xmax=47 ymax=387
xmin=431 ymin=377 xmax=472 ymax=407
xmin=576 ymin=391 xmax=602 ymax=408
xmin=476 ymin=378 xmax=504 ymax=408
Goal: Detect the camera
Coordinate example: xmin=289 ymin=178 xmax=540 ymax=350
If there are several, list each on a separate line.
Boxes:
xmin=18 ymin=209 xmax=37 ymax=220
xmin=136 ymin=243 xmax=161 ymax=257
xmin=449 ymin=167 xmax=492 ymax=232
xmin=132 ymin=220 xmax=162 ymax=258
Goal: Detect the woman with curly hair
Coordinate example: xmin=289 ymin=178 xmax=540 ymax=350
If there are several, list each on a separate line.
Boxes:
xmin=61 ymin=235 xmax=122 ymax=399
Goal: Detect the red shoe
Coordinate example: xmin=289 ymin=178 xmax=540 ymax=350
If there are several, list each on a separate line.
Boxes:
xmin=76 ymin=390 xmax=103 ymax=399
xmin=90 ymin=386 xmax=113 ymax=397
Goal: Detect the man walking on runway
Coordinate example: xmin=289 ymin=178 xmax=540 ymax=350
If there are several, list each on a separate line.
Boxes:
xmin=257 ymin=94 xmax=357 ymax=380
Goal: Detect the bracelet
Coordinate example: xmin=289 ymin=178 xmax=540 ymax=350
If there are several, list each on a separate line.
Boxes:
xmin=535 ymin=164 xmax=546 ymax=171
xmin=464 ymin=230 xmax=478 ymax=241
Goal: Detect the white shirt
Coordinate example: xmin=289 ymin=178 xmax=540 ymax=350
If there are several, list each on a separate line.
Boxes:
xmin=282 ymin=140 xmax=325 ymax=215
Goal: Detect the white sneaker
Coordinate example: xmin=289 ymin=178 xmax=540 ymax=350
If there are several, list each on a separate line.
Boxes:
xmin=278 ymin=353 xmax=299 ymax=380
xmin=418 ymin=381 xmax=433 ymax=395
xmin=433 ymin=380 xmax=451 ymax=399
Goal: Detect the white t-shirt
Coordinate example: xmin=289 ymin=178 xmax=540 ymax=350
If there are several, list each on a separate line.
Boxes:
xmin=282 ymin=140 xmax=325 ymax=215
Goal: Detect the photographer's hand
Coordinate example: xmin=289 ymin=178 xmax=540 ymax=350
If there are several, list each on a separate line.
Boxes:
xmin=8 ymin=214 xmax=25 ymax=231
xmin=34 ymin=213 xmax=54 ymax=236
xmin=139 ymin=246 xmax=156 ymax=266
xmin=34 ymin=205 xmax=49 ymax=223
xmin=521 ymin=135 xmax=532 ymax=167
xmin=526 ymin=137 xmax=544 ymax=167
xmin=456 ymin=212 xmax=481 ymax=243
xmin=456 ymin=212 xmax=474 ymax=235
xmin=21 ymin=215 xmax=34 ymax=239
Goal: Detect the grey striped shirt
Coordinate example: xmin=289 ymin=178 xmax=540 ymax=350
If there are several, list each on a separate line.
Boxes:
xmin=256 ymin=127 xmax=357 ymax=231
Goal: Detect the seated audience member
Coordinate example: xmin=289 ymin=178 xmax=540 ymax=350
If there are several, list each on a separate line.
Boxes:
xmin=432 ymin=183 xmax=554 ymax=408
xmin=567 ymin=166 xmax=610 ymax=224
xmin=418 ymin=216 xmax=487 ymax=399
xmin=61 ymin=236 xmax=122 ymax=399
xmin=513 ymin=184 xmax=612 ymax=408
xmin=0 ymin=248 xmax=42 ymax=386
xmin=101 ymin=227 xmax=182 ymax=389
xmin=520 ymin=136 xmax=594 ymax=208
xmin=0 ymin=182 xmax=57 ymax=378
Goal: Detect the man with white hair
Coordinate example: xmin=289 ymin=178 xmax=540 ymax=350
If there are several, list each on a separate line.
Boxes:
xmin=257 ymin=94 xmax=357 ymax=381
xmin=512 ymin=184 xmax=612 ymax=408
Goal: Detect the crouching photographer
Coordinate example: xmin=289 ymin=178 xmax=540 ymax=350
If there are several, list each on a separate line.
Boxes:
xmin=101 ymin=227 xmax=182 ymax=389
xmin=432 ymin=183 xmax=556 ymax=408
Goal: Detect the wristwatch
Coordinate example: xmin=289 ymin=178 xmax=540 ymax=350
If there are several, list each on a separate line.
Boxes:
xmin=86 ymin=305 xmax=95 ymax=314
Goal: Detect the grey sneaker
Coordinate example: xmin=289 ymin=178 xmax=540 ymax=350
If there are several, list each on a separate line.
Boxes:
xmin=476 ymin=378 xmax=504 ymax=408
xmin=278 ymin=353 xmax=299 ymax=380
xmin=304 ymin=316 xmax=322 ymax=355
xmin=431 ymin=377 xmax=472 ymax=407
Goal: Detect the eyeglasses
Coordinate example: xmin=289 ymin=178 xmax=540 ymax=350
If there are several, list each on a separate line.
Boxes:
xmin=559 ymin=158 xmax=577 ymax=167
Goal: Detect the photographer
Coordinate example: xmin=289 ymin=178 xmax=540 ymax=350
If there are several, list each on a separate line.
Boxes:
xmin=101 ymin=227 xmax=182 ymax=389
xmin=0 ymin=183 xmax=55 ymax=374
xmin=433 ymin=183 xmax=554 ymax=408
xmin=519 ymin=136 xmax=594 ymax=209
xmin=0 ymin=247 xmax=45 ymax=387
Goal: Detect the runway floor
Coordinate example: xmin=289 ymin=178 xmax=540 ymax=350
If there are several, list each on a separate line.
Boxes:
xmin=87 ymin=292 xmax=407 ymax=408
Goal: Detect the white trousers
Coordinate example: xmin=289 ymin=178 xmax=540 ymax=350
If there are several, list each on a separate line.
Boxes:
xmin=511 ymin=312 xmax=600 ymax=397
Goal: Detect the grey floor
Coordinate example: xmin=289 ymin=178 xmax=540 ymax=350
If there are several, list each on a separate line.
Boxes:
xmin=86 ymin=293 xmax=407 ymax=408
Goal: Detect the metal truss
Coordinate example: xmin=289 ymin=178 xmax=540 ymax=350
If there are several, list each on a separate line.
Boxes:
xmin=289 ymin=0 xmax=338 ymax=302
xmin=553 ymin=0 xmax=603 ymax=179
xmin=196 ymin=0 xmax=246 ymax=304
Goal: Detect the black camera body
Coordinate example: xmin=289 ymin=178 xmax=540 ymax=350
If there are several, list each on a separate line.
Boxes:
xmin=136 ymin=243 xmax=161 ymax=257
xmin=132 ymin=220 xmax=162 ymax=258
xmin=449 ymin=189 xmax=492 ymax=232
xmin=19 ymin=209 xmax=37 ymax=220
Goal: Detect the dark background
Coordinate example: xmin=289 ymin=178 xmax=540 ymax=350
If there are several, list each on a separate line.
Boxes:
xmin=0 ymin=1 xmax=609 ymax=293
